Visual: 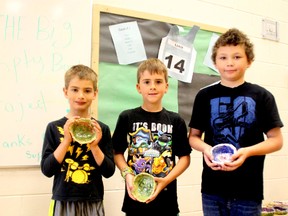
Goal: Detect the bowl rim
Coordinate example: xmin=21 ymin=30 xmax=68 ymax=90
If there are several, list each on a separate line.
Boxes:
xmin=132 ymin=173 xmax=156 ymax=202
xmin=210 ymin=143 xmax=237 ymax=164
xmin=69 ymin=118 xmax=96 ymax=144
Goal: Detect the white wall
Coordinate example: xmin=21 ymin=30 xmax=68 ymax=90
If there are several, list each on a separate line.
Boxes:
xmin=0 ymin=0 xmax=287 ymax=215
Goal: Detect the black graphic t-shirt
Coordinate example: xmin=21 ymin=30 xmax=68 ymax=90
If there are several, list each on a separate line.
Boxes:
xmin=189 ymin=82 xmax=283 ymax=201
xmin=41 ymin=117 xmax=115 ymax=202
xmin=112 ymin=107 xmax=191 ymax=214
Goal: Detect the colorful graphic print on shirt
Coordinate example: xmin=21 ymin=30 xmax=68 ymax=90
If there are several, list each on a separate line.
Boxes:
xmin=128 ymin=123 xmax=174 ymax=177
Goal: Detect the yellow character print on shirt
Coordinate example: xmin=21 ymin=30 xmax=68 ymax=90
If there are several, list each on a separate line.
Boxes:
xmin=57 ymin=125 xmax=95 ymax=184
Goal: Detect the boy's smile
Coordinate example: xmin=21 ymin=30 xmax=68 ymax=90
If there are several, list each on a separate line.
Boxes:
xmin=136 ymin=70 xmax=168 ymax=111
xmin=63 ymin=77 xmax=96 ymax=116
xmin=215 ymin=45 xmax=251 ymax=87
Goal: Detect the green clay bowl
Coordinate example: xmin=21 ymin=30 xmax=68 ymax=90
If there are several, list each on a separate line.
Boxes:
xmin=69 ymin=118 xmax=96 ymax=144
xmin=132 ymin=173 xmax=156 ymax=202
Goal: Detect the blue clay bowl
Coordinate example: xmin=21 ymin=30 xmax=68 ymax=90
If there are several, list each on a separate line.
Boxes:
xmin=211 ymin=143 xmax=236 ymax=164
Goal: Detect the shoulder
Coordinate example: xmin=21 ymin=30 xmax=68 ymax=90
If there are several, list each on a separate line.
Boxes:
xmin=244 ymin=82 xmax=266 ymax=90
xmin=117 ymin=107 xmax=142 ymax=119
xmin=162 ymin=108 xmax=185 ymax=123
xmin=197 ymin=82 xmax=220 ymax=95
xmin=244 ymin=82 xmax=274 ymax=97
xmin=162 ymin=108 xmax=180 ymax=117
xmin=46 ymin=117 xmax=67 ymax=127
xmin=91 ymin=118 xmax=111 ymax=133
xmin=95 ymin=119 xmax=109 ymax=128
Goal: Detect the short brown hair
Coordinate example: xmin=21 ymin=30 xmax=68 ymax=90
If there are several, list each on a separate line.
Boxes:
xmin=137 ymin=58 xmax=168 ymax=83
xmin=64 ymin=64 xmax=98 ymax=90
xmin=211 ymin=28 xmax=254 ymax=64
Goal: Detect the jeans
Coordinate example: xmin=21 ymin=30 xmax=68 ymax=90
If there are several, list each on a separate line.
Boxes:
xmin=202 ymin=193 xmax=262 ymax=216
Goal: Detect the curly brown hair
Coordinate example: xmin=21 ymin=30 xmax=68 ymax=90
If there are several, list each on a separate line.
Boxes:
xmin=211 ymin=28 xmax=254 ymax=64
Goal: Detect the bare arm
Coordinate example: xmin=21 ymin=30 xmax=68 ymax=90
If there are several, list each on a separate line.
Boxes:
xmin=147 ymin=154 xmax=190 ymax=203
xmin=189 ymin=128 xmax=209 ymax=153
xmin=239 ymin=127 xmax=283 ymax=156
xmin=188 ymin=128 xmax=220 ymax=170
xmin=114 ymin=152 xmax=137 ymax=200
xmin=189 ymin=127 xmax=283 ymax=172
xmin=225 ymin=127 xmax=283 ymax=171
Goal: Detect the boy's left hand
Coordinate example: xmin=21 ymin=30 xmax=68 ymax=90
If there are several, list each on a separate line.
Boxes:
xmin=90 ymin=120 xmax=102 ymax=147
xmin=221 ymin=148 xmax=247 ymax=171
xmin=145 ymin=176 xmax=169 ymax=204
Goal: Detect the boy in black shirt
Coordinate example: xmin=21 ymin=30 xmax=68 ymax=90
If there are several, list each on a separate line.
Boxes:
xmin=41 ymin=64 xmax=115 ymax=216
xmin=112 ymin=58 xmax=191 ymax=216
xmin=189 ymin=28 xmax=283 ymax=216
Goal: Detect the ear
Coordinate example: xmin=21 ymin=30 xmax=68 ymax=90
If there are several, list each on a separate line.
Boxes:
xmin=136 ymin=83 xmax=141 ymax=94
xmin=92 ymin=89 xmax=98 ymax=99
xmin=247 ymin=60 xmax=252 ymax=68
xmin=165 ymin=82 xmax=169 ymax=93
xmin=63 ymin=87 xmax=68 ymax=98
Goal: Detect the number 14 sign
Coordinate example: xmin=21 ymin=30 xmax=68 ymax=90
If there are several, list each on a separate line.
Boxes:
xmin=158 ymin=25 xmax=199 ymax=83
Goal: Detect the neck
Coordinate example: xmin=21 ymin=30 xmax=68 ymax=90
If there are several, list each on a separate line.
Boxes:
xmin=141 ymin=104 xmax=162 ymax=113
xmin=220 ymin=80 xmax=245 ymax=88
xmin=66 ymin=110 xmax=91 ymax=119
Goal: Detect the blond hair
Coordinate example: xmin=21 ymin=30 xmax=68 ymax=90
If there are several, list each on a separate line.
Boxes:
xmin=137 ymin=58 xmax=168 ymax=83
xmin=64 ymin=64 xmax=98 ymax=90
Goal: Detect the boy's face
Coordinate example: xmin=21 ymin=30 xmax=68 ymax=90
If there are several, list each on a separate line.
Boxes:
xmin=136 ymin=70 xmax=168 ymax=107
xmin=63 ymin=76 xmax=97 ymax=113
xmin=214 ymin=45 xmax=251 ymax=86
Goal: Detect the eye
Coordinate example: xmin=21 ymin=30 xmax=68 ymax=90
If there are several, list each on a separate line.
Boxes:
xmin=85 ymin=89 xmax=93 ymax=93
xmin=219 ymin=56 xmax=226 ymax=60
xmin=234 ymin=55 xmax=242 ymax=59
xmin=144 ymin=80 xmax=150 ymax=85
xmin=71 ymin=88 xmax=78 ymax=92
xmin=156 ymin=80 xmax=163 ymax=84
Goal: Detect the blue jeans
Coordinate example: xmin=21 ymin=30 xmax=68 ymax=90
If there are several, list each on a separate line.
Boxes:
xmin=202 ymin=193 xmax=262 ymax=216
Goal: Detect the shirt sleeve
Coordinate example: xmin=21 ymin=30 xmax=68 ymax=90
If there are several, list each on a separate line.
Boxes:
xmin=112 ymin=111 xmax=130 ymax=153
xmin=41 ymin=122 xmax=62 ymax=177
xmin=97 ymin=122 xmax=115 ymax=178
xmin=261 ymin=90 xmax=284 ymax=133
xmin=172 ymin=114 xmax=191 ymax=157
xmin=188 ymin=89 xmax=208 ymax=131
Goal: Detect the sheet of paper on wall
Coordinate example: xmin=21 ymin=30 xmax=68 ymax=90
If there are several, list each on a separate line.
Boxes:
xmin=203 ymin=33 xmax=220 ymax=73
xmin=109 ymin=21 xmax=147 ymax=65
xmin=158 ymin=25 xmax=200 ymax=83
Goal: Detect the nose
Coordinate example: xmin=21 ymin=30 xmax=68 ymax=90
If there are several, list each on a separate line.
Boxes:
xmin=227 ymin=58 xmax=234 ymax=66
xmin=150 ymin=81 xmax=156 ymax=89
xmin=78 ymin=91 xmax=84 ymax=98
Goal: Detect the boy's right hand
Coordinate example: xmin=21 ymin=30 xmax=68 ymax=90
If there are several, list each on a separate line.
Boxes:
xmin=125 ymin=174 xmax=137 ymax=201
xmin=203 ymin=146 xmax=222 ymax=170
xmin=63 ymin=116 xmax=80 ymax=144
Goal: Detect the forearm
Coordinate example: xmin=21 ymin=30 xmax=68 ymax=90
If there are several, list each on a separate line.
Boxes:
xmin=189 ymin=128 xmax=210 ymax=153
xmin=114 ymin=153 xmax=128 ymax=171
xmin=53 ymin=139 xmax=71 ymax=164
xmin=164 ymin=155 xmax=190 ymax=185
xmin=91 ymin=145 xmax=105 ymax=166
xmin=245 ymin=127 xmax=283 ymax=157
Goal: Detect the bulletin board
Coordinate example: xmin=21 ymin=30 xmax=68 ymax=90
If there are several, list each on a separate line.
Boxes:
xmin=92 ymin=5 xmax=225 ymax=131
xmin=0 ymin=0 xmax=92 ymax=167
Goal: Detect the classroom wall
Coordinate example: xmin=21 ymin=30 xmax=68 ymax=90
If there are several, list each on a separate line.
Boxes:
xmin=0 ymin=0 xmax=287 ymax=215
